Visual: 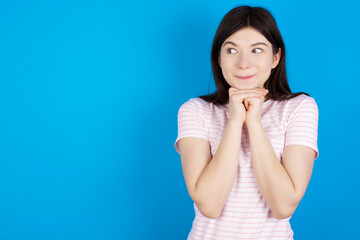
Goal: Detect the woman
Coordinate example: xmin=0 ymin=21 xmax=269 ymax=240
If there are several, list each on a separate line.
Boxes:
xmin=174 ymin=5 xmax=319 ymax=240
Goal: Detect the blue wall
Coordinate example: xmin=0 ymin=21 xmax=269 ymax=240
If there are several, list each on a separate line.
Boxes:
xmin=0 ymin=0 xmax=359 ymax=239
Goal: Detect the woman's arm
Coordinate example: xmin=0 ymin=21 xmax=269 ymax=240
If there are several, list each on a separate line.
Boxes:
xmin=179 ymin=119 xmax=242 ymax=219
xmin=247 ymin=118 xmax=316 ymax=219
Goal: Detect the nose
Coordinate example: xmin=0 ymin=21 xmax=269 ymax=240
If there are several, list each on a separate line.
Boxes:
xmin=236 ymin=53 xmax=251 ymax=69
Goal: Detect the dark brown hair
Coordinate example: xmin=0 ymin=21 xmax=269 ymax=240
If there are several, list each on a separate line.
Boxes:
xmin=200 ymin=5 xmax=309 ymax=105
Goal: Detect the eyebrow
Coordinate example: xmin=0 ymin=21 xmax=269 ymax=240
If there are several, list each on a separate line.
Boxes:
xmin=222 ymin=41 xmax=269 ymax=47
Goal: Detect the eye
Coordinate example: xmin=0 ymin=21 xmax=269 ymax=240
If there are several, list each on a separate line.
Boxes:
xmin=252 ymin=48 xmax=263 ymax=53
xmin=227 ymin=48 xmax=238 ymax=54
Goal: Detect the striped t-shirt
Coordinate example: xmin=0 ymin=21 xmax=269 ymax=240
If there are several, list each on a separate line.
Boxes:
xmin=174 ymin=94 xmax=319 ymax=240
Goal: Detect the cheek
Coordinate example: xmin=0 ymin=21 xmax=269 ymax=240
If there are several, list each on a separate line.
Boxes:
xmin=219 ymin=57 xmax=233 ymax=83
xmin=220 ymin=54 xmax=235 ymax=69
xmin=257 ymin=57 xmax=274 ymax=71
xmin=221 ymin=66 xmax=231 ymax=80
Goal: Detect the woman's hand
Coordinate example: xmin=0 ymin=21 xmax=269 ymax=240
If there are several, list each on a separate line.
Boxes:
xmin=243 ymin=88 xmax=268 ymax=125
xmin=228 ymin=87 xmax=268 ymax=124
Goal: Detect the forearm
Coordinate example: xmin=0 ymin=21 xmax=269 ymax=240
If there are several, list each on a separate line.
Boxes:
xmin=247 ymin=121 xmax=298 ymax=219
xmin=195 ymin=120 xmax=242 ymax=218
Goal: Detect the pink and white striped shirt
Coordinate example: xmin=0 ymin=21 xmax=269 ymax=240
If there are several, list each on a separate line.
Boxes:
xmin=174 ymin=94 xmax=319 ymax=240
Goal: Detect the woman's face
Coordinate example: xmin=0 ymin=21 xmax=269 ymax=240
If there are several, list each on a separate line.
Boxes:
xmin=219 ymin=27 xmax=281 ymax=90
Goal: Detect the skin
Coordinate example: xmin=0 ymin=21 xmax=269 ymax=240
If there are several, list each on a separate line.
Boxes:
xmin=179 ymin=27 xmax=316 ymax=219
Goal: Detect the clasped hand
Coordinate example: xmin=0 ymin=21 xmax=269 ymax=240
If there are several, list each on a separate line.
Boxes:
xmin=228 ymin=87 xmax=268 ymax=124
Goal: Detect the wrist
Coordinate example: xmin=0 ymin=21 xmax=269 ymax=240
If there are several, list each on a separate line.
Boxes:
xmin=245 ymin=120 xmax=262 ymax=129
xmin=227 ymin=118 xmax=245 ymax=129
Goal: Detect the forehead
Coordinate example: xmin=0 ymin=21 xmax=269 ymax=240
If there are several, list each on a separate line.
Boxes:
xmin=223 ymin=27 xmax=270 ymax=46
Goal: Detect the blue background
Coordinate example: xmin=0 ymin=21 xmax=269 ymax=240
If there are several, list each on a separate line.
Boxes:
xmin=1 ymin=0 xmax=359 ymax=239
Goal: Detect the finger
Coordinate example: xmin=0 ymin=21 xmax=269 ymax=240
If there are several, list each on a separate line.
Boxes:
xmin=229 ymin=88 xmax=265 ymax=95
xmin=230 ymin=86 xmax=268 ymax=92
xmin=230 ymin=92 xmax=265 ymax=101
xmin=230 ymin=87 xmax=265 ymax=93
xmin=254 ymin=88 xmax=268 ymax=95
xmin=245 ymin=97 xmax=264 ymax=106
xmin=230 ymin=88 xmax=268 ymax=96
xmin=244 ymin=99 xmax=249 ymax=110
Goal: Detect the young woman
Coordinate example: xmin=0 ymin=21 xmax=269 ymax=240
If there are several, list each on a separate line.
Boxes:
xmin=174 ymin=5 xmax=319 ymax=240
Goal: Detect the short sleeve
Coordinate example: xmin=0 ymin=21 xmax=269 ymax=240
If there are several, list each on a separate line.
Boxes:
xmin=284 ymin=96 xmax=319 ymax=159
xmin=174 ymin=98 xmax=209 ymax=154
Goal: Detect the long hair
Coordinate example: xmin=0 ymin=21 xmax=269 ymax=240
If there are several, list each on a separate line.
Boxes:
xmin=200 ymin=5 xmax=309 ymax=105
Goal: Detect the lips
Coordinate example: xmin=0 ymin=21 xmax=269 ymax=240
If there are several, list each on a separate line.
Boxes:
xmin=234 ymin=74 xmax=255 ymax=80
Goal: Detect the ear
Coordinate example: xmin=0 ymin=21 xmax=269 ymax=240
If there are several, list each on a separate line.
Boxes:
xmin=218 ymin=56 xmax=222 ymax=68
xmin=271 ymin=48 xmax=281 ymax=69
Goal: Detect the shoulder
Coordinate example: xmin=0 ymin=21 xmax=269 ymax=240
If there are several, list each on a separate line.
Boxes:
xmin=178 ymin=97 xmax=211 ymax=114
xmin=286 ymin=94 xmax=317 ymax=105
xmin=265 ymin=94 xmax=318 ymax=115
xmin=282 ymin=94 xmax=319 ymax=124
xmin=283 ymin=94 xmax=318 ymax=113
xmin=180 ymin=97 xmax=208 ymax=108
